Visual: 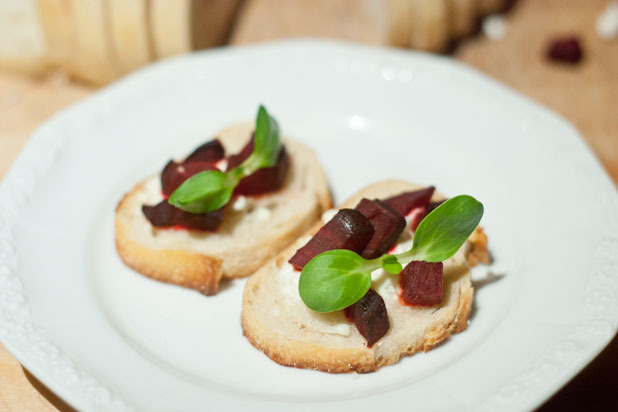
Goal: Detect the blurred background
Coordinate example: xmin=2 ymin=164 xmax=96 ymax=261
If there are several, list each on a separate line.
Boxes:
xmin=0 ymin=0 xmax=616 ymax=411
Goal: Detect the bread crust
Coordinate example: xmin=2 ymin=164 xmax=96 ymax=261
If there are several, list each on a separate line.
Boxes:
xmin=115 ymin=123 xmax=332 ymax=295
xmin=115 ymin=187 xmax=224 ymax=295
xmin=242 ymin=180 xmax=480 ymax=373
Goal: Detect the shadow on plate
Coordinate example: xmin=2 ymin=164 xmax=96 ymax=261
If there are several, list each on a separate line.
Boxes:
xmin=23 ymin=368 xmax=77 ymax=412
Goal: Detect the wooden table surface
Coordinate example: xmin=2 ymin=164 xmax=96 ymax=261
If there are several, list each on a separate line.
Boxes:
xmin=0 ymin=0 xmax=616 ymax=411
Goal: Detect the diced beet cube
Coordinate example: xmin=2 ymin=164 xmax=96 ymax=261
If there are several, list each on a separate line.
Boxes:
xmin=425 ymin=200 xmax=444 ymax=214
xmin=323 ymin=209 xmax=375 ymax=251
xmin=409 ymin=200 xmax=446 ymax=232
xmin=384 ymin=187 xmax=435 ymax=216
xmin=234 ymin=147 xmax=289 ymax=195
xmin=226 ymin=134 xmax=289 ymax=195
xmin=344 ymin=289 xmax=390 ymax=347
xmin=142 ymin=200 xmax=223 ymax=231
xmin=184 ymin=139 xmax=225 ymax=163
xmin=176 ymin=207 xmax=224 ymax=231
xmin=226 ymin=135 xmax=255 ymax=170
xmin=408 ymin=207 xmax=426 ymax=233
xmin=160 ymin=160 xmax=217 ymax=197
xmin=546 ymin=36 xmax=583 ymax=64
xmin=399 ymin=261 xmax=443 ymax=306
xmin=355 ymin=198 xmax=406 ymax=259
xmin=142 ymin=200 xmax=177 ymax=227
xmin=288 ymin=209 xmax=374 ymax=269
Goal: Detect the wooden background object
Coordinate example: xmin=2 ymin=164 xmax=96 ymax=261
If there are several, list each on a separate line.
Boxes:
xmin=456 ymin=0 xmax=618 ymax=181
xmin=0 ymin=0 xmax=617 ymax=411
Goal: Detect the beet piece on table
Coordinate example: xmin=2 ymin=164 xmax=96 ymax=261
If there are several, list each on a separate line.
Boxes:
xmin=384 ymin=187 xmax=435 ymax=216
xmin=288 ymin=209 xmax=374 ymax=269
xmin=399 ymin=261 xmax=444 ymax=306
xmin=355 ymin=198 xmax=406 ymax=259
xmin=160 ymin=160 xmax=218 ymax=197
xmin=546 ymin=36 xmax=583 ymax=64
xmin=184 ymin=139 xmax=225 ymax=163
xmin=142 ymin=200 xmax=223 ymax=231
xmin=344 ymin=289 xmax=390 ymax=347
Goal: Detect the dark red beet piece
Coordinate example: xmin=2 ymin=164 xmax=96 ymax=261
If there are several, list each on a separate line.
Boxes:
xmin=384 ymin=187 xmax=435 ymax=216
xmin=288 ymin=209 xmax=374 ymax=270
xmin=344 ymin=289 xmax=390 ymax=347
xmin=160 ymin=160 xmax=218 ymax=197
xmin=226 ymin=136 xmax=255 ymax=169
xmin=160 ymin=139 xmax=225 ymax=197
xmin=142 ymin=200 xmax=223 ymax=231
xmin=426 ymin=200 xmax=445 ymax=214
xmin=546 ymin=36 xmax=583 ymax=64
xmin=234 ymin=147 xmax=289 ymax=195
xmin=408 ymin=207 xmax=426 ymax=233
xmin=142 ymin=200 xmax=177 ymax=227
xmin=409 ymin=199 xmax=446 ymax=232
xmin=184 ymin=139 xmax=225 ymax=163
xmin=355 ymin=198 xmax=406 ymax=259
xmin=226 ymin=135 xmax=289 ymax=195
xmin=176 ymin=207 xmax=224 ymax=231
xmin=399 ymin=261 xmax=443 ymax=307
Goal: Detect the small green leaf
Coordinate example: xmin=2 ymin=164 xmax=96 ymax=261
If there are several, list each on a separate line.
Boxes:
xmin=299 ymin=250 xmax=372 ymax=313
xmin=409 ymin=195 xmax=484 ymax=262
xmin=167 ymin=105 xmax=282 ymax=213
xmin=168 ymin=170 xmax=235 ymax=213
xmin=245 ymin=105 xmax=280 ymax=169
xmin=382 ymin=255 xmax=402 ymax=274
xmin=296 ymin=194 xmax=484 ymax=313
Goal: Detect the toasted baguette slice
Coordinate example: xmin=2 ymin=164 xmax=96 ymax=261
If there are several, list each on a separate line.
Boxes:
xmin=478 ymin=0 xmax=504 ymax=15
xmin=242 ymin=180 xmax=477 ymax=373
xmin=385 ymin=0 xmax=412 ymax=47
xmin=115 ymin=122 xmax=332 ymax=295
xmin=151 ymin=0 xmax=241 ymax=59
xmin=68 ymin=0 xmax=117 ymax=85
xmin=108 ymin=0 xmax=152 ymax=74
xmin=37 ymin=0 xmax=73 ymax=68
xmin=448 ymin=0 xmax=477 ymax=38
xmin=0 ymin=0 xmax=48 ymax=74
xmin=409 ymin=0 xmax=450 ymax=52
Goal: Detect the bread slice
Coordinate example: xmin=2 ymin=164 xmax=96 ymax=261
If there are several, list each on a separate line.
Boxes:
xmin=108 ymin=0 xmax=152 ymax=74
xmin=115 ymin=122 xmax=332 ymax=295
xmin=67 ymin=0 xmax=117 ymax=85
xmin=0 ymin=0 xmax=48 ymax=74
xmin=150 ymin=0 xmax=241 ymax=59
xmin=37 ymin=0 xmax=73 ymax=69
xmin=448 ymin=0 xmax=477 ymax=38
xmin=409 ymin=0 xmax=450 ymax=52
xmin=385 ymin=0 xmax=412 ymax=47
xmin=242 ymin=180 xmax=478 ymax=373
xmin=478 ymin=0 xmax=505 ymax=15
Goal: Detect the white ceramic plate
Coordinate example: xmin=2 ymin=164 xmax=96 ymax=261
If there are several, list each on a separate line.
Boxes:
xmin=1 ymin=40 xmax=617 ymax=412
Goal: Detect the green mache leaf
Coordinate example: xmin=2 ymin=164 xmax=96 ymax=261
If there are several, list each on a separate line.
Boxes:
xmin=410 ymin=195 xmax=484 ymax=262
xmin=299 ymin=250 xmax=372 ymax=313
xmin=381 ymin=255 xmax=403 ymax=274
xmin=168 ymin=170 xmax=234 ymax=214
xmin=168 ymin=105 xmax=281 ymax=213
xmin=245 ymin=105 xmax=280 ymax=170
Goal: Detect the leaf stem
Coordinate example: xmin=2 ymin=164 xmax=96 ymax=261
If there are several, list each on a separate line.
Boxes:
xmin=364 ymin=249 xmax=419 ymax=275
xmin=228 ymin=166 xmax=248 ymax=182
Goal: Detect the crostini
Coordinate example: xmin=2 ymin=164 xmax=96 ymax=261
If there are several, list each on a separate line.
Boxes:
xmin=242 ymin=180 xmax=488 ymax=373
xmin=115 ymin=106 xmax=332 ymax=295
